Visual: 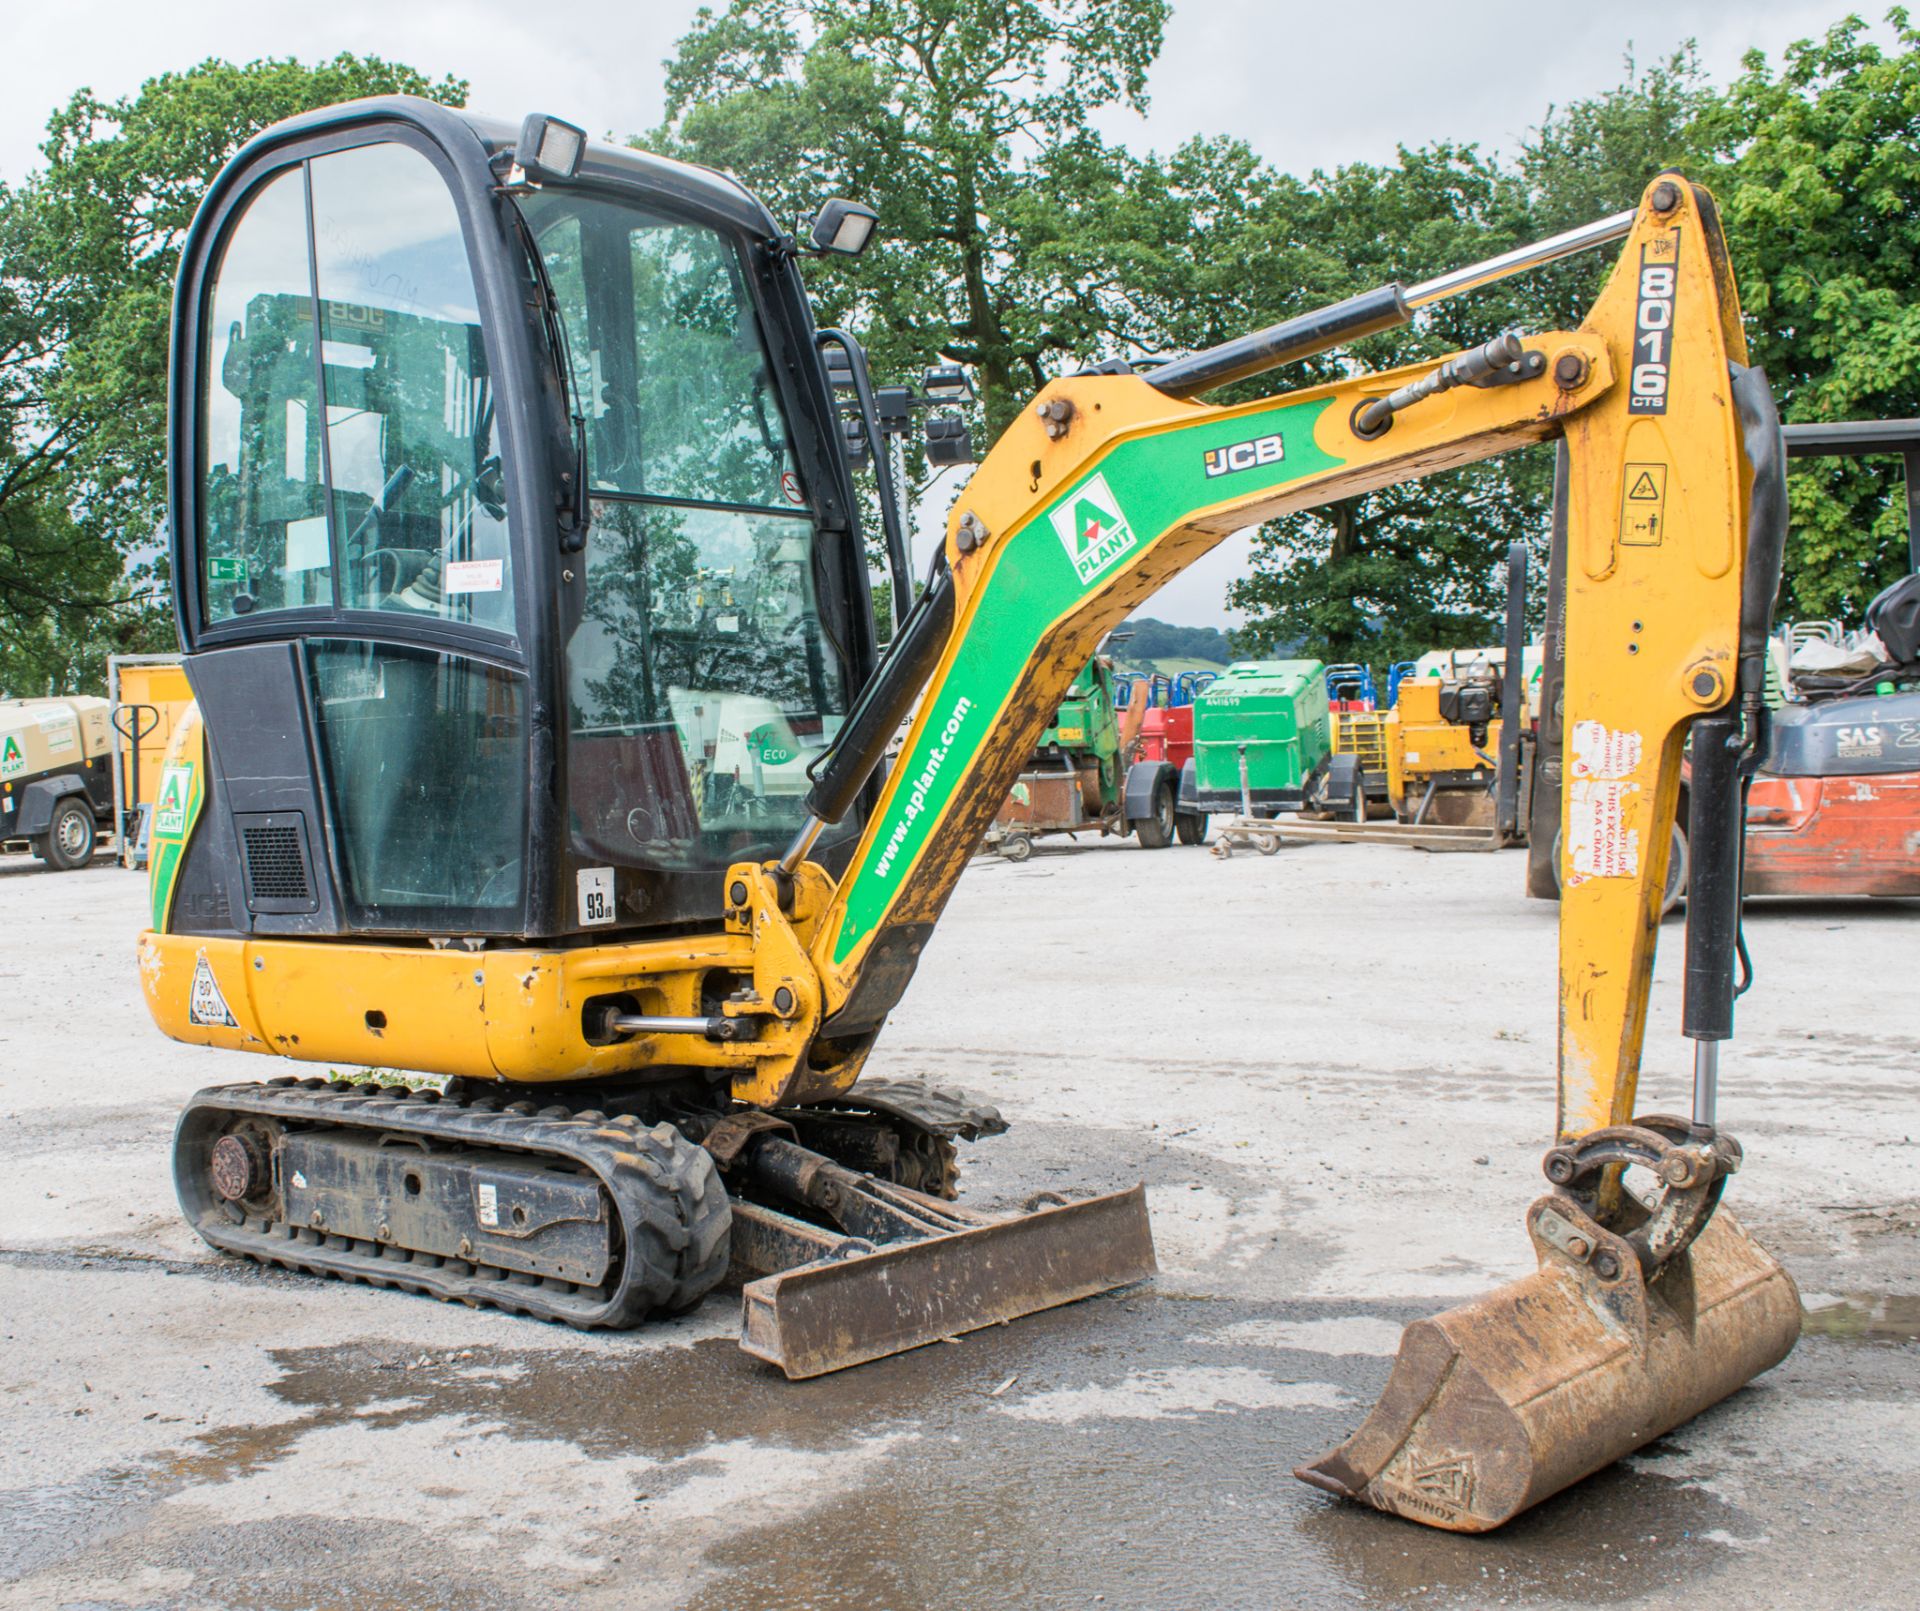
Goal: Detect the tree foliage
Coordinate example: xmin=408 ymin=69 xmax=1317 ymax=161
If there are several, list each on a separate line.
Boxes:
xmin=1 ymin=55 xmax=465 ymax=694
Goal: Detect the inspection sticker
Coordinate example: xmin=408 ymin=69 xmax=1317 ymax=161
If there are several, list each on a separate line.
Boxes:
xmin=1566 ymin=719 xmax=1644 ymax=881
xmin=188 ymin=951 xmax=238 ymax=1028
xmin=1619 ymin=462 xmax=1668 ymax=546
xmin=577 ymin=866 xmax=615 ymax=926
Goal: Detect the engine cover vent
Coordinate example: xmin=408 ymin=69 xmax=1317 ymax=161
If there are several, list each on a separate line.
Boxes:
xmin=234 ymin=811 xmax=319 ymax=914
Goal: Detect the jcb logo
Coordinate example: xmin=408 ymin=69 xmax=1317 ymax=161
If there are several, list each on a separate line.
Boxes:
xmin=1203 ymin=432 xmax=1285 ymax=479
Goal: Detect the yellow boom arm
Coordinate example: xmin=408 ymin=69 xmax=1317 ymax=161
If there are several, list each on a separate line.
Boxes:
xmin=743 ymin=177 xmax=1754 ymax=1148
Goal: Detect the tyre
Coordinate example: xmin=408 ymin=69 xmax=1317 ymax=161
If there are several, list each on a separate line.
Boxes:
xmin=1002 ymin=833 xmax=1033 ymax=863
xmin=37 ymin=798 xmax=97 ymax=871
xmin=1134 ymin=775 xmax=1177 ymax=849
xmin=1175 ymin=810 xmax=1207 ymax=846
xmin=1257 ymin=833 xmax=1280 ymax=856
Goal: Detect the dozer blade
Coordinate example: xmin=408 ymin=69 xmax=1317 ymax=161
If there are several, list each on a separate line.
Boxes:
xmin=740 ymin=1185 xmax=1156 ymax=1379
xmin=1296 ymin=1194 xmax=1800 ymax=1531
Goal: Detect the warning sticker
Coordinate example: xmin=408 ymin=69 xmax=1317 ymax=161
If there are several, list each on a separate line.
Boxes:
xmin=1566 ymin=720 xmax=1644 ymax=881
xmin=188 ymin=951 xmax=238 ymax=1027
xmin=477 ymin=1182 xmax=500 ymax=1228
xmin=444 ymin=558 xmax=504 ymax=594
xmin=1 ymin=735 xmax=23 ymax=778
xmin=1618 ymin=462 xmax=1668 ymax=546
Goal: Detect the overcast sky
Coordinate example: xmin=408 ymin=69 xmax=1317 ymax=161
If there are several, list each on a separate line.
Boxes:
xmin=0 ymin=0 xmax=1884 ymax=627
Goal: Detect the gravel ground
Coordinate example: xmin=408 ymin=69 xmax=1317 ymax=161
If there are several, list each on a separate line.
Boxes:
xmin=0 ymin=839 xmax=1914 ymax=1610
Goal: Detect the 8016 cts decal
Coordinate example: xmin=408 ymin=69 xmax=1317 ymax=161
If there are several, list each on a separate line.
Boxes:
xmin=1628 ymin=230 xmax=1679 ymax=415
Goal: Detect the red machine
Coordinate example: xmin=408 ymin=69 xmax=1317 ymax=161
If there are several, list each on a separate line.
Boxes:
xmin=1741 ymin=423 xmax=1920 ymax=898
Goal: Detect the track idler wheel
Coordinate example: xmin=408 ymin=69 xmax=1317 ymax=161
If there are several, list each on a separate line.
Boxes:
xmin=1295 ymin=1119 xmax=1801 ymax=1531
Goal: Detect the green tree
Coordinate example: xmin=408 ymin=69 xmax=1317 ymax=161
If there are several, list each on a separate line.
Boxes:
xmin=1705 ymin=11 xmax=1920 ymax=620
xmin=1 ymin=54 xmax=465 ymax=695
xmin=656 ymin=0 xmax=1168 ymax=440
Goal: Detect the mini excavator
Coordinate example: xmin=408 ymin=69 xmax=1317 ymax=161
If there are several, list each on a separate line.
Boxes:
xmin=143 ymin=98 xmax=1800 ymax=1532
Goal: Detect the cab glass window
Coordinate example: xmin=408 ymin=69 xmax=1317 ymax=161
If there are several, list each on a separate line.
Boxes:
xmin=531 ymin=195 xmax=802 ymax=510
xmin=309 ymin=144 xmax=513 ymax=633
xmin=308 ymin=640 xmax=526 ymax=925
xmin=526 ymin=192 xmax=851 ymax=871
xmin=200 ymin=167 xmax=331 ymax=620
xmin=195 ymin=141 xmax=514 ymax=637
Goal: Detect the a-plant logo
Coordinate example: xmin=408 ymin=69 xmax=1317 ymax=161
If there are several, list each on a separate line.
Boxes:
xmin=153 ymin=764 xmax=192 ymax=837
xmin=1049 ymin=471 xmax=1137 ymax=586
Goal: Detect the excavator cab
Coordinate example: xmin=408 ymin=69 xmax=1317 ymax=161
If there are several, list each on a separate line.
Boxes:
xmin=165 ymin=100 xmax=879 ymax=946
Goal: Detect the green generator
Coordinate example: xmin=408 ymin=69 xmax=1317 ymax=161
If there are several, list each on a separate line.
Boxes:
xmin=1193 ymin=660 xmax=1331 ymax=816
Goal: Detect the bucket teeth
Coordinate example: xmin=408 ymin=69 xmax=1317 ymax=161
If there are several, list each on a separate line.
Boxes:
xmin=1295 ymin=1197 xmax=1801 ymax=1531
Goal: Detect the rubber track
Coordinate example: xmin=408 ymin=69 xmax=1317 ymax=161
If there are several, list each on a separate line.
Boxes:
xmin=174 ymin=1079 xmax=730 ymax=1329
xmin=790 ymin=1078 xmax=1008 ymax=1141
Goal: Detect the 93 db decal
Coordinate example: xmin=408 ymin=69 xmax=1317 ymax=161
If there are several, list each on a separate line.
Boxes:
xmin=1628 ymin=229 xmax=1679 ymax=415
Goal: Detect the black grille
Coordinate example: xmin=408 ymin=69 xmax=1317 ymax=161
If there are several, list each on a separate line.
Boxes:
xmin=243 ymin=824 xmax=310 ymax=902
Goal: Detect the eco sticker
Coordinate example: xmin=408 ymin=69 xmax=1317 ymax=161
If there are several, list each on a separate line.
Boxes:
xmin=152 ymin=764 xmax=193 ymax=837
xmin=188 ymin=951 xmax=238 ymax=1028
xmin=1 ymin=735 xmax=23 ymax=778
xmin=748 ymin=724 xmax=796 ymax=766
xmin=1049 ymin=470 xmax=1138 ymax=586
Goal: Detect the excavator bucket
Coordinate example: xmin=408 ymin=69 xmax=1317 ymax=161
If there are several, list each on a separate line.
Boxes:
xmin=1296 ymin=1194 xmax=1801 ymax=1531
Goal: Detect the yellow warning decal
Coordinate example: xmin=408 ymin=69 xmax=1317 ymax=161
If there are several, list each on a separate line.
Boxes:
xmin=1619 ymin=462 xmax=1668 ymax=546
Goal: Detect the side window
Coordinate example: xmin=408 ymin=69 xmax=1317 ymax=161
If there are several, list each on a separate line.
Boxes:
xmin=201 ymin=168 xmax=331 ymax=620
xmin=309 ymin=641 xmax=526 ymax=923
xmin=309 ymin=144 xmax=514 ymax=634
xmin=196 ymin=142 xmax=514 ymax=636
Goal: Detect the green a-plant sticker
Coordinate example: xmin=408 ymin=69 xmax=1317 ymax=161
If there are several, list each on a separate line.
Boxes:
xmin=153 ymin=764 xmax=193 ymax=837
xmin=1050 ymin=470 xmax=1137 ymax=586
xmin=0 ymin=735 xmax=22 ymax=779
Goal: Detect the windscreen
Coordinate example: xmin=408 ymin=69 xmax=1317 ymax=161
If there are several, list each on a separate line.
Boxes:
xmin=523 ymin=191 xmax=852 ymax=871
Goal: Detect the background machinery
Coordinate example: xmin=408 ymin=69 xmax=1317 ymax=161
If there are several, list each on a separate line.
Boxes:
xmin=142 ymin=102 xmax=1795 ymax=1532
xmin=1528 ymin=419 xmax=1920 ymax=903
xmin=986 ymin=649 xmax=1180 ymax=859
xmin=0 ymin=696 xmax=115 ymax=869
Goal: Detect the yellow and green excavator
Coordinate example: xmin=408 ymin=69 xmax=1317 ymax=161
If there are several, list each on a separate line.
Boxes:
xmin=142 ymin=98 xmax=1799 ymax=1532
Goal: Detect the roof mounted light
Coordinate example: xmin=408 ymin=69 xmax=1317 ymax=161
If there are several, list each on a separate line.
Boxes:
xmin=511 ymin=114 xmax=586 ymax=185
xmin=805 ymin=198 xmax=878 ymax=257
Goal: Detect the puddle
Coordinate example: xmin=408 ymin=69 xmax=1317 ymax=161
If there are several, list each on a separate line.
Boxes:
xmin=1800 ymin=1293 xmax=1920 ymax=1344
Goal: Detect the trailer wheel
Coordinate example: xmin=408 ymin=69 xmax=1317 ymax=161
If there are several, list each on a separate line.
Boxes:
xmin=36 ymin=798 xmax=98 ymax=871
xmin=1134 ymin=775 xmax=1177 ymax=849
xmin=1002 ymin=833 xmax=1033 ymax=863
xmin=1256 ymin=833 xmax=1281 ymax=856
xmin=1175 ymin=811 xmax=1208 ymax=846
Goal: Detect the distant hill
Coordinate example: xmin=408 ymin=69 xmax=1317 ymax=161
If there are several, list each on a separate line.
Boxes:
xmin=1108 ymin=617 xmax=1236 ymax=671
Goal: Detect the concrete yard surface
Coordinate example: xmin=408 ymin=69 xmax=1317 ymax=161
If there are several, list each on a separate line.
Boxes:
xmin=0 ymin=840 xmax=1915 ymax=1610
